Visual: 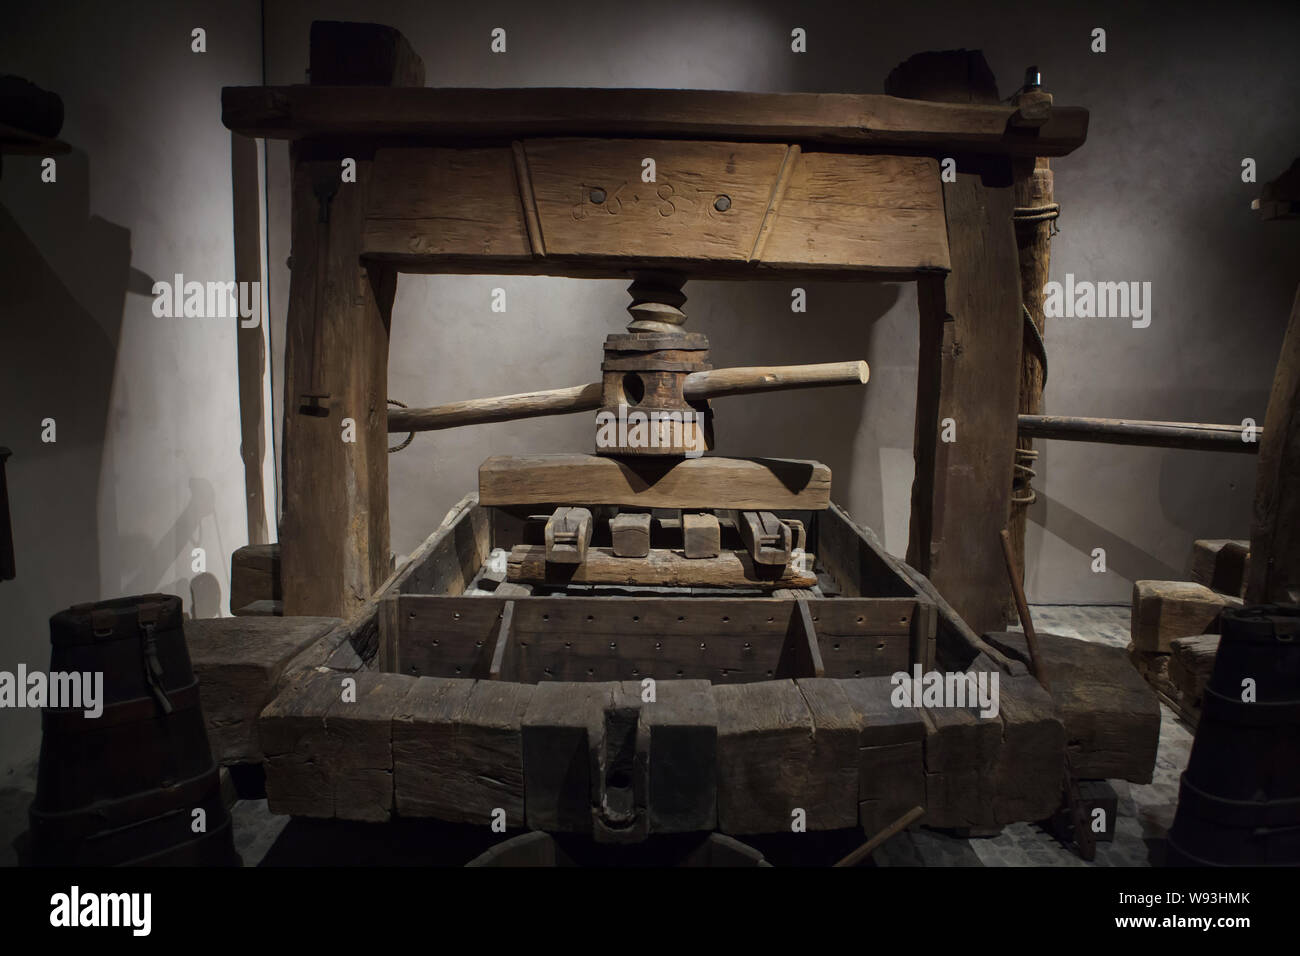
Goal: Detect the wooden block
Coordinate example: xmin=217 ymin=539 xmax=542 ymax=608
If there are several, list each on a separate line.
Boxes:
xmin=507 ymin=545 xmax=817 ymax=590
xmin=988 ymin=631 xmax=1161 ymax=783
xmin=544 ymin=506 xmax=592 ymax=564
xmin=990 ymin=674 xmax=1064 ymax=825
xmin=1189 ymin=539 xmax=1250 ymax=597
xmin=919 ymin=697 xmax=1002 ymax=829
xmin=713 ymin=680 xmax=814 ymax=834
xmin=186 ymin=616 xmax=340 ymax=764
xmin=229 ymin=543 xmax=280 ymax=615
xmin=732 ymin=510 xmax=794 ymax=565
xmin=323 ymin=672 xmax=417 ymax=822
xmin=479 ymin=454 xmax=832 ymax=510
xmin=259 ymin=670 xmax=344 ymax=817
xmin=838 ymin=675 xmax=926 ymax=747
xmin=857 ymin=741 xmax=924 ymax=836
xmin=1131 ymin=580 xmax=1240 ymax=653
xmin=1169 ymin=634 xmax=1219 ymax=707
xmin=391 ymin=677 xmax=478 ymax=820
xmin=626 ymin=679 xmax=717 ymax=834
xmin=521 ymin=682 xmax=618 ymax=833
xmin=610 ymin=512 xmax=651 ymax=557
xmin=682 ymin=512 xmax=720 ymax=558
xmin=794 ymin=678 xmax=865 ymax=829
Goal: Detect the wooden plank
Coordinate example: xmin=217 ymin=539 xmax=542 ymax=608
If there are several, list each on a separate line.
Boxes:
xmin=397 ymin=595 xmax=506 ymax=678
xmin=507 ymin=545 xmax=817 ymax=590
xmin=322 ymin=671 xmax=416 ymax=822
xmin=186 ymin=616 xmax=339 ymax=764
xmin=785 ymin=598 xmax=826 ymax=678
xmin=544 ymin=506 xmax=592 ymax=564
xmin=259 ymin=670 xmax=345 ymax=817
xmin=793 ymin=678 xmax=863 ymax=829
xmin=610 ymin=511 xmax=651 ymax=557
xmin=521 ymin=682 xmax=617 ymax=833
xmin=713 ymin=680 xmax=815 ymax=834
xmin=479 ymin=454 xmax=832 ymax=510
xmin=761 ymin=152 xmax=950 ymax=271
xmin=221 ymin=86 xmax=1090 ymax=158
xmin=1247 ymin=284 xmax=1300 ymax=604
xmin=627 ymin=679 xmax=717 ymax=834
xmin=1131 ymin=580 xmax=1240 ymax=653
xmin=489 ymin=600 xmax=517 ymax=680
xmin=838 ymin=675 xmax=927 ymax=747
xmin=681 ymin=512 xmax=720 ymax=558
xmin=733 ymin=510 xmax=793 ymax=565
xmin=390 ymin=676 xmax=478 ymax=819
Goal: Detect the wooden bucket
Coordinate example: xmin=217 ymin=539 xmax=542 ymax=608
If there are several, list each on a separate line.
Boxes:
xmin=28 ymin=594 xmax=240 ymax=866
xmin=1167 ymin=604 xmax=1300 ymax=865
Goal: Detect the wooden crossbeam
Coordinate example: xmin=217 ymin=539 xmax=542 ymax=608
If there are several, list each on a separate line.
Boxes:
xmin=506 ymin=546 xmax=817 ymax=590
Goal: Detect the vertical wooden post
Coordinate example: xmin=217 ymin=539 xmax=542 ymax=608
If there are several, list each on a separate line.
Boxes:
xmin=893 ymin=50 xmax=1024 ymax=636
xmin=278 ymin=23 xmax=423 ymax=617
xmin=1005 ymin=156 xmax=1055 ymax=619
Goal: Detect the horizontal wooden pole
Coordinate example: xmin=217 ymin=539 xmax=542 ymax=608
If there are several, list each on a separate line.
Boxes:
xmin=479 ymin=455 xmax=832 ymax=510
xmin=221 ymin=87 xmax=1089 ymax=157
xmin=388 ymin=361 xmax=868 ymax=434
xmin=507 ymin=545 xmax=817 ymax=590
xmin=1018 ymin=415 xmax=1262 ymax=453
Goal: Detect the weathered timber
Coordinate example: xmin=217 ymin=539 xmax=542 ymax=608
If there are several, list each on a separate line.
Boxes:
xmin=920 ymin=700 xmax=1003 ymax=830
xmin=507 ymin=545 xmax=817 ymax=590
xmin=991 ymin=674 xmax=1065 ymax=825
xmin=733 ymin=510 xmax=794 ymax=565
xmin=1169 ymin=634 xmax=1219 ymax=711
xmin=1189 ymin=539 xmax=1250 ymax=597
xmin=1247 ymin=284 xmax=1300 ymax=603
xmin=785 ymin=599 xmax=826 ymax=678
xmin=186 ymin=615 xmax=339 ymax=764
xmin=610 ymin=512 xmax=651 ymax=557
xmin=1051 ymin=779 xmax=1118 ymax=844
xmin=259 ymin=670 xmax=345 ymax=817
xmin=898 ymin=51 xmax=1022 ymax=638
xmin=479 ymin=454 xmax=831 ymax=510
xmin=321 ymin=671 xmax=415 ymax=821
xmin=713 ymin=680 xmax=815 ymax=834
xmin=522 ymin=682 xmax=617 ymax=833
xmin=387 ymin=361 xmax=868 ymax=434
xmin=986 ymin=631 xmax=1160 ymax=782
xmin=489 ymin=600 xmax=518 ymax=680
xmin=544 ymin=506 xmax=592 ymax=564
xmin=793 ymin=678 xmax=866 ymax=829
xmin=394 ymin=677 xmax=532 ymax=825
xmin=1131 ymin=580 xmax=1242 ymax=653
xmin=222 ymin=86 xmax=1089 ymax=158
xmin=230 ymin=543 xmax=279 ymax=615
xmin=1018 ymin=415 xmax=1262 ymax=453
xmin=629 ymin=679 xmax=717 ymax=833
xmin=682 ymin=512 xmax=721 ymax=558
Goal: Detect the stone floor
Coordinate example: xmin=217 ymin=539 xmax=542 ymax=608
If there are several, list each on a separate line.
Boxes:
xmin=1 ymin=604 xmax=1194 ymax=867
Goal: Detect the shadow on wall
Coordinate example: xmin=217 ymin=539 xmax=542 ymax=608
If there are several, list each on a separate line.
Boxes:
xmin=0 ymin=148 xmax=126 ymax=770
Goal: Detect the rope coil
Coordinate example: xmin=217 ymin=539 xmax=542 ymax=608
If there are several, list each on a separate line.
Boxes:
xmin=388 ymin=398 xmax=414 ymax=453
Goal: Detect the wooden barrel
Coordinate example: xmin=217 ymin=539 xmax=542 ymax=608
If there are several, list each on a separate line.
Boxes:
xmin=29 ymin=594 xmax=240 ymax=866
xmin=1167 ymin=604 xmax=1300 ymax=866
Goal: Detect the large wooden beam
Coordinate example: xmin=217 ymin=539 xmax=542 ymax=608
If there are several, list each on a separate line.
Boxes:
xmin=221 ymin=86 xmax=1089 ymax=158
xmin=898 ymin=51 xmax=1024 ymax=636
xmin=361 ymin=142 xmax=949 ymax=277
xmin=478 ymin=454 xmax=831 ymax=510
xmin=231 ymin=131 xmax=268 ymax=546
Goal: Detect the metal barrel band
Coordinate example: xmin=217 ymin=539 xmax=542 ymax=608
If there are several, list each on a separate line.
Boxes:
xmin=28 ymin=765 xmax=223 ymax=842
xmin=40 ymin=679 xmax=201 ymax=732
xmin=1176 ymin=772 xmax=1300 ymax=828
xmin=1201 ymin=684 xmax=1300 ymax=725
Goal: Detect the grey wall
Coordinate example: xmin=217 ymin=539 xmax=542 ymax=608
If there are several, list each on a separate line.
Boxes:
xmin=264 ymin=0 xmax=1300 ymax=604
xmin=0 ymin=1 xmax=262 ymax=775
